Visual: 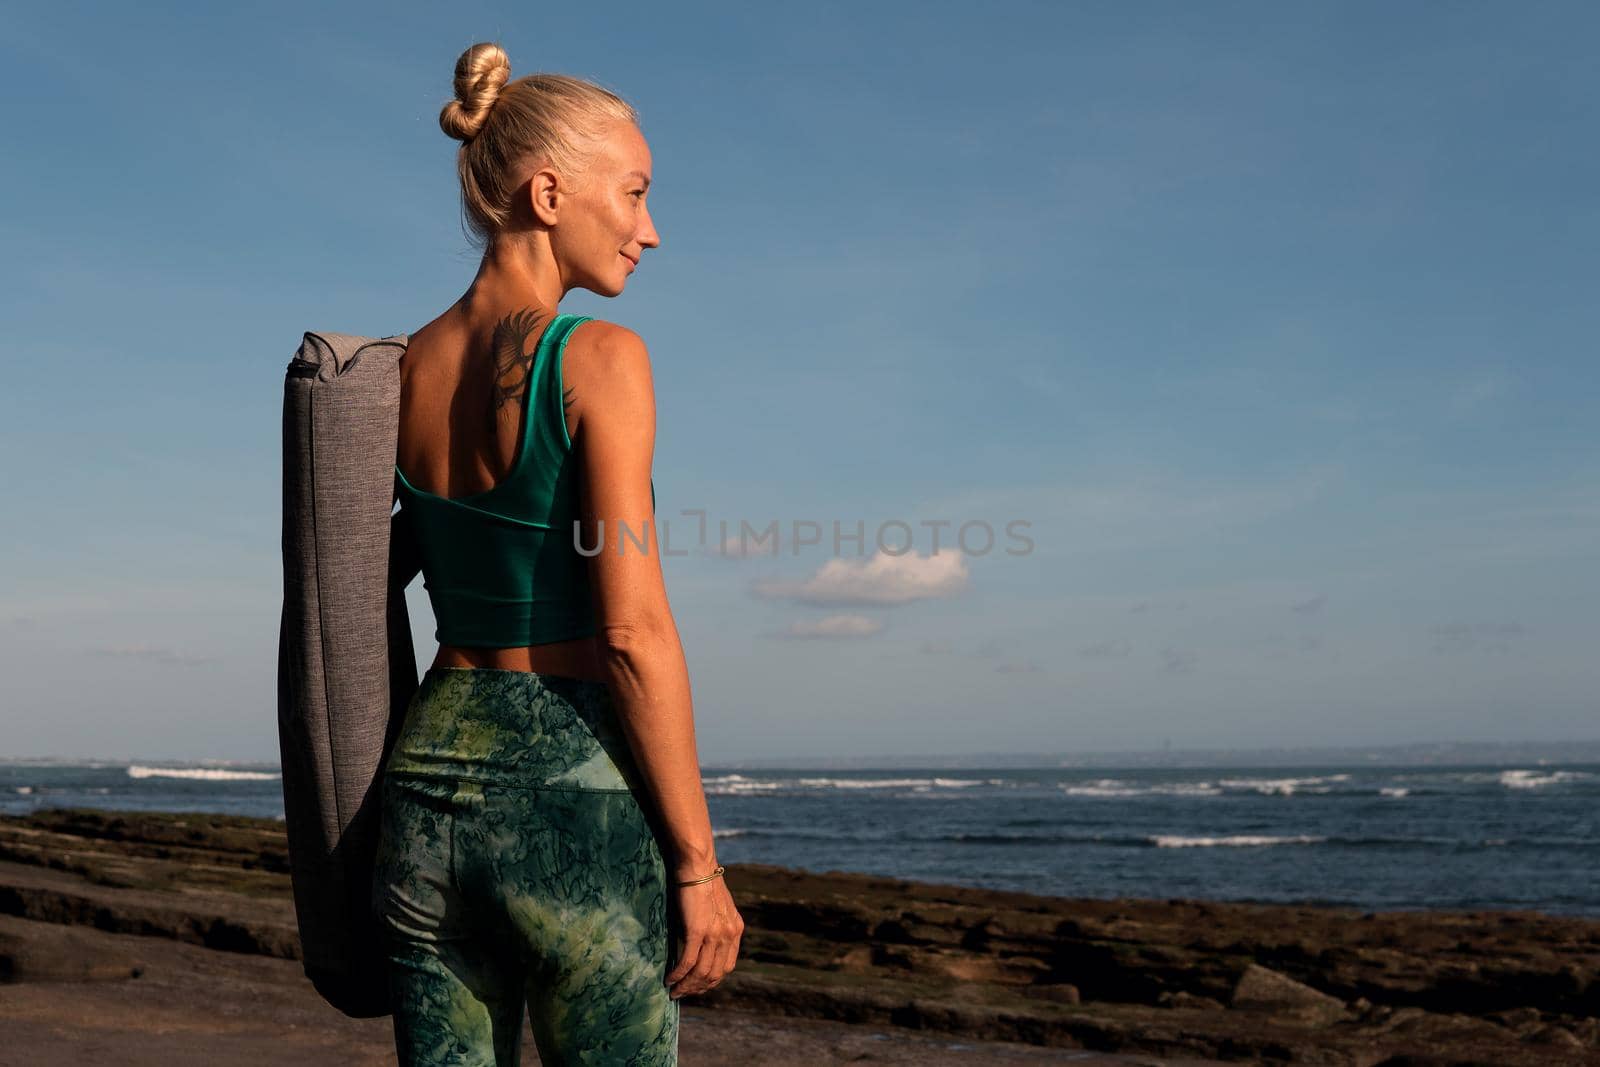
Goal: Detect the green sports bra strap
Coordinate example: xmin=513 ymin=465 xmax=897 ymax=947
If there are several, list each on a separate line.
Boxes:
xmin=546 ymin=313 xmax=590 ymax=456
xmin=509 ymin=312 xmax=584 ymax=473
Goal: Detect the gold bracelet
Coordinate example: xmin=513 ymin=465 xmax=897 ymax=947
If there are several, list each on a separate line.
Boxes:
xmin=673 ymin=864 xmax=725 ymax=887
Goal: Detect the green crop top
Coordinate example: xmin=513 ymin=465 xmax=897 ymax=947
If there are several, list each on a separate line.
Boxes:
xmin=394 ymin=313 xmax=655 ymax=648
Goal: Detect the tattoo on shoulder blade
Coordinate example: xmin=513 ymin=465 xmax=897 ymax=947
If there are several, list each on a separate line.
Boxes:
xmin=487 ymin=308 xmax=546 ymax=429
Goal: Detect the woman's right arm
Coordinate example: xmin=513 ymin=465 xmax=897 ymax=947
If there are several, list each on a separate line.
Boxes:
xmin=566 ymin=320 xmax=743 ymax=998
xmin=569 ymin=319 xmax=711 ymax=874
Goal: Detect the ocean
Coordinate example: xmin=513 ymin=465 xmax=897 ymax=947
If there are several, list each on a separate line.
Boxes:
xmin=3 ymin=760 xmax=1595 ymax=917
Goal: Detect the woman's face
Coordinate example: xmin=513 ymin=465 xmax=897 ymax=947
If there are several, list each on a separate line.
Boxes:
xmin=554 ymin=121 xmax=659 ymax=297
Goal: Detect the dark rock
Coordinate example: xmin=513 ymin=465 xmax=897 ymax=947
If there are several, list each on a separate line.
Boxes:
xmin=1486 ymin=1005 xmax=1543 ymax=1030
xmin=1229 ymin=962 xmax=1348 ymax=1024
xmin=1025 ymin=982 xmax=1080 ymax=1005
xmin=0 ymin=919 xmax=144 ymax=981
xmin=1522 ymin=1023 xmax=1583 ymax=1047
xmin=1155 ymin=990 xmax=1224 ymax=1011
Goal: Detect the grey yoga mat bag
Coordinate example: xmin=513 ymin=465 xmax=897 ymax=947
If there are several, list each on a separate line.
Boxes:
xmin=278 ymin=329 xmax=420 ymax=1018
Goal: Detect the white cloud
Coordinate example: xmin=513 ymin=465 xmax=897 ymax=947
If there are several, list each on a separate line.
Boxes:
xmin=752 ymin=550 xmax=970 ymax=606
xmin=782 ymin=614 xmax=885 ymax=640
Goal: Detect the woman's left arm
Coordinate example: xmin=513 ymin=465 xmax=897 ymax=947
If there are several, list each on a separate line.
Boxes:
xmin=390 ymin=482 xmax=422 ymax=588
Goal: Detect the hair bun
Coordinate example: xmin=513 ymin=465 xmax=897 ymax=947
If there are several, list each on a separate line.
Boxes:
xmin=440 ymin=42 xmax=512 ymax=143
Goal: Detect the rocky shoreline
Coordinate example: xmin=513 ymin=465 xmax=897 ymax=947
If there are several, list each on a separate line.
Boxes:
xmin=1 ymin=807 xmax=1596 ymax=1065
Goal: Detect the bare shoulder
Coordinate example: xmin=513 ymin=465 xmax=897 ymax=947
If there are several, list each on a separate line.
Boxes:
xmin=563 ymin=319 xmax=653 ymax=391
xmin=561 ymin=319 xmax=655 ymax=436
xmin=565 ymin=318 xmax=650 ymax=367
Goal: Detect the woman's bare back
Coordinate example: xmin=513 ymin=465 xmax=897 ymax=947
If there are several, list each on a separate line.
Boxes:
xmin=397 ymin=303 xmax=606 ymax=680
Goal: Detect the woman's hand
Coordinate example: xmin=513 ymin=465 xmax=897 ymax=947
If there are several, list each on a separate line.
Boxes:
xmin=665 ymin=866 xmax=744 ymax=999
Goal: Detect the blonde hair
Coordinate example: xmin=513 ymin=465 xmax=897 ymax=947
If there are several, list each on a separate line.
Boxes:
xmin=439 ymin=42 xmax=640 ymax=248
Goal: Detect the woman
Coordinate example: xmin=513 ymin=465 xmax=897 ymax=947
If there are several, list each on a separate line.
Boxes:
xmin=371 ymin=42 xmax=743 ymax=1066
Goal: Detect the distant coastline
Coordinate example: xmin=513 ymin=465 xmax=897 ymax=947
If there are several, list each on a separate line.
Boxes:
xmin=719 ymin=738 xmax=1600 ymax=770
xmin=7 ymin=737 xmax=1600 ymax=770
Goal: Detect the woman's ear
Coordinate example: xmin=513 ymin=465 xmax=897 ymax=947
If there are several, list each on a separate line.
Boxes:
xmin=525 ymin=168 xmax=563 ymax=227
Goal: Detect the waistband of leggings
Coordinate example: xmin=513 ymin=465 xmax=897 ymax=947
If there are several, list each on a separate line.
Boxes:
xmin=425 ymin=663 xmax=610 ymax=685
xmin=384 ymin=666 xmax=640 ymax=792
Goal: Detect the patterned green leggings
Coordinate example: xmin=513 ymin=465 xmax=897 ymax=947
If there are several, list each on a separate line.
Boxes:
xmin=371 ymin=667 xmax=679 ymax=1065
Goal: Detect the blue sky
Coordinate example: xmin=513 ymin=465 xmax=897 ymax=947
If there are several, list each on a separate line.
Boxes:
xmin=1 ymin=1 xmax=1595 ymax=762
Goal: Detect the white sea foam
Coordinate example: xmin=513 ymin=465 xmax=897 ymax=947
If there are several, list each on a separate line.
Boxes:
xmin=1499 ymin=769 xmax=1592 ymax=789
xmin=1215 ymin=774 xmax=1350 ymax=796
xmin=1379 ymin=786 xmax=1410 ymax=797
xmin=703 ymin=777 xmax=787 ymax=795
xmin=796 ymin=777 xmax=985 ymax=789
xmin=712 ymin=828 xmax=748 ymax=839
xmin=704 ymin=774 xmax=993 ymax=795
xmin=1150 ymin=833 xmax=1326 ymax=848
xmin=14 ymin=786 xmax=32 ymax=795
xmin=126 ymin=765 xmax=280 ymax=782
xmin=1060 ymin=779 xmax=1223 ymax=798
